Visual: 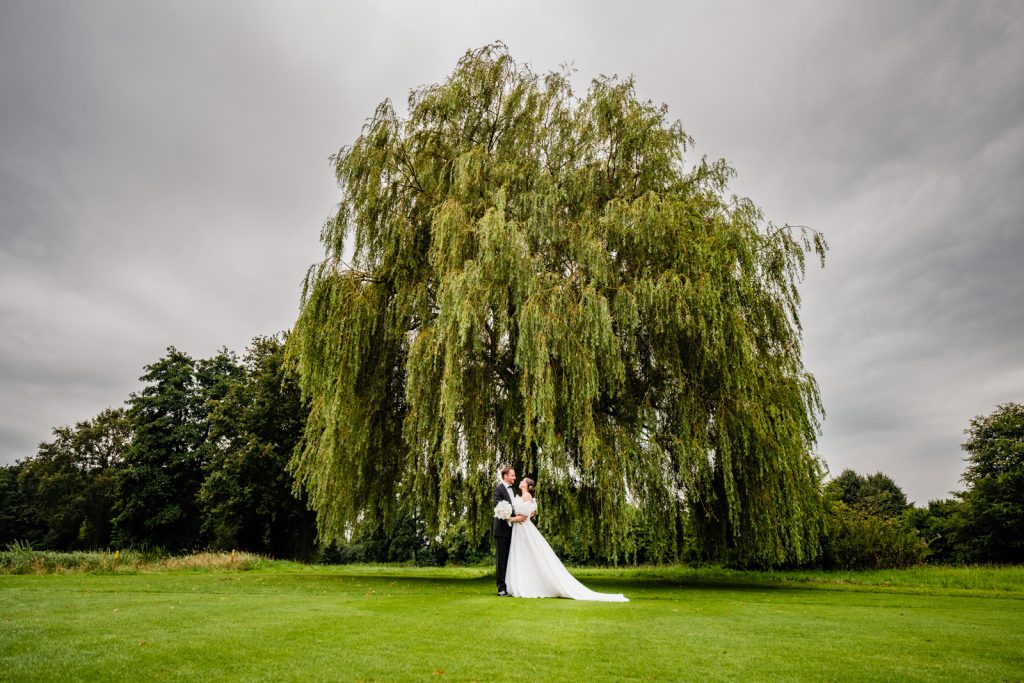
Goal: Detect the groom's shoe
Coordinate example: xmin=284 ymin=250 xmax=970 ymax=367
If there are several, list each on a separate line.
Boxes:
xmin=497 ymin=590 xmax=508 ymax=597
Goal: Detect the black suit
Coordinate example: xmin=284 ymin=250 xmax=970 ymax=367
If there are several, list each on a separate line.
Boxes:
xmin=493 ymin=482 xmax=515 ymax=593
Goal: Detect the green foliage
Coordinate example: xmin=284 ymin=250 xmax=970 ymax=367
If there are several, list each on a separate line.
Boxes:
xmin=617 ymin=504 xmax=688 ymax=566
xmin=543 ymin=506 xmax=688 ymax=567
xmin=349 ymin=509 xmax=425 ymax=564
xmin=0 ymin=463 xmax=45 ymax=547
xmin=824 ymin=468 xmax=910 ymax=519
xmin=15 ymin=408 xmax=130 ymax=549
xmin=199 ymin=335 xmax=318 ymax=560
xmin=113 ymin=347 xmax=243 ymax=552
xmin=821 ymin=501 xmax=927 ymax=570
xmin=317 ymin=503 xmax=442 ymax=566
xmin=957 ymin=402 xmax=1024 ymax=563
xmin=289 ymin=43 xmax=828 ymax=567
xmin=903 ymin=498 xmax=967 ymax=565
xmin=436 ymin=517 xmax=491 ymax=565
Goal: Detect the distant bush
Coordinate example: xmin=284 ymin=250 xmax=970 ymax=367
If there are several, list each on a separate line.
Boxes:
xmin=437 ymin=518 xmax=490 ymax=566
xmin=820 ymin=502 xmax=927 ymax=569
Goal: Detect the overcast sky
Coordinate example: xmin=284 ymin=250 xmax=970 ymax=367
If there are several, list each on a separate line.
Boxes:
xmin=1 ymin=1 xmax=1021 ymax=504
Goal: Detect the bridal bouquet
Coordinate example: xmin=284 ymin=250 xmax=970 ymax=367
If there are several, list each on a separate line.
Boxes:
xmin=494 ymin=500 xmax=513 ymax=526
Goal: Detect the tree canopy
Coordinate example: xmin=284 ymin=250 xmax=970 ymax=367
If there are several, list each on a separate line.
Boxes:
xmin=824 ymin=469 xmax=910 ymax=519
xmin=18 ymin=408 xmax=130 ymax=549
xmin=957 ymin=402 xmax=1024 ymax=563
xmin=288 ymin=43 xmax=828 ymax=567
xmin=200 ymin=334 xmax=317 ymax=560
xmin=112 ymin=347 xmax=242 ymax=552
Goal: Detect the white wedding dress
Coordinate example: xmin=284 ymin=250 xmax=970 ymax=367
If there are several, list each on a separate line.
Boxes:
xmin=505 ymin=497 xmax=628 ymax=602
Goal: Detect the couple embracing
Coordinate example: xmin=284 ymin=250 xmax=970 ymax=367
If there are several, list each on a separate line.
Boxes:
xmin=492 ymin=465 xmax=628 ymax=602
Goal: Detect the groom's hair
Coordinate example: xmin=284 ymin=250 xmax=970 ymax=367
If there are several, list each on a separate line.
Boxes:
xmin=500 ymin=464 xmax=514 ymax=478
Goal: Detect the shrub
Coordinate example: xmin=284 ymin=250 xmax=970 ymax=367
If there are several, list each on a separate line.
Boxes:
xmin=438 ymin=518 xmax=490 ymax=566
xmin=821 ymin=502 xmax=927 ymax=569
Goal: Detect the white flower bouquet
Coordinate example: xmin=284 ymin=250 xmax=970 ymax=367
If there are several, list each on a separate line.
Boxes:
xmin=494 ymin=500 xmax=513 ymax=526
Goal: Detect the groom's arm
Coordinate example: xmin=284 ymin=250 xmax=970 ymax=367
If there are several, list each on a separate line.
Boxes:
xmin=493 ymin=484 xmax=527 ymax=522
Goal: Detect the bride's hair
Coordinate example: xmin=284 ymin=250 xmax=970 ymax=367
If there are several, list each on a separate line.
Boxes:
xmin=523 ymin=477 xmax=535 ymax=492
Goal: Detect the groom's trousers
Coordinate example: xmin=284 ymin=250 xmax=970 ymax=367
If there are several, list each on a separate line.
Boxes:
xmin=494 ymin=532 xmax=512 ymax=593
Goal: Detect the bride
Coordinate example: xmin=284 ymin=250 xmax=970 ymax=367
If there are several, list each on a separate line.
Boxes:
xmin=505 ymin=477 xmax=628 ymax=602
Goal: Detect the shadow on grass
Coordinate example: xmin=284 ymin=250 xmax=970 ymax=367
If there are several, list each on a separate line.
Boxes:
xmin=280 ymin=569 xmax=797 ymax=595
xmin=272 ymin=566 xmax=1024 ymax=600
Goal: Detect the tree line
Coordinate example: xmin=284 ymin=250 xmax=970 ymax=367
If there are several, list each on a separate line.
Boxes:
xmin=0 ymin=335 xmax=451 ymax=564
xmin=817 ymin=403 xmax=1022 ymax=568
xmin=0 ymin=331 xmax=1019 ymax=568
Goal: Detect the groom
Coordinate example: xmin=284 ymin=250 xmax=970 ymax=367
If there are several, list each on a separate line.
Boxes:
xmin=493 ymin=465 xmax=527 ymax=596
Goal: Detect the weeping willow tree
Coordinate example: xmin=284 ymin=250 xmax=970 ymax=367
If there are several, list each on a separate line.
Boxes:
xmin=288 ymin=43 xmax=828 ymax=567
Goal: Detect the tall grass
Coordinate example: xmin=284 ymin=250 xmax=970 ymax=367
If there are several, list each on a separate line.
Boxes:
xmin=0 ymin=544 xmax=267 ymax=574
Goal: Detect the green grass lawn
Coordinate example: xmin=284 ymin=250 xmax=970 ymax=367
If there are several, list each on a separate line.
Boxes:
xmin=1 ymin=561 xmax=1022 ymax=682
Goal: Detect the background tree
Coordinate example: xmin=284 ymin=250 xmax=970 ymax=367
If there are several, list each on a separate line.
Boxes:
xmin=16 ymin=408 xmax=130 ymax=549
xmin=957 ymin=402 xmax=1024 ymax=563
xmin=825 ymin=469 xmax=863 ymax=504
xmin=113 ymin=347 xmax=242 ymax=552
xmin=199 ymin=334 xmax=317 ymax=559
xmin=824 ymin=469 xmax=910 ymax=519
xmin=289 ymin=43 xmax=828 ymax=567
